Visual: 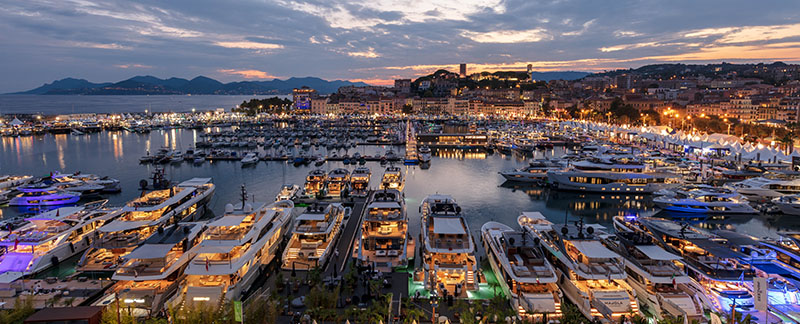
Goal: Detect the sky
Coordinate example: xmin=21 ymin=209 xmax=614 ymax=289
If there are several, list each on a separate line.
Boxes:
xmin=2 ymin=0 xmax=800 ymax=93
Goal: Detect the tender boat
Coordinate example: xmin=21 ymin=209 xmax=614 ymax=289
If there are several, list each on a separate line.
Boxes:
xmin=381 ymin=166 xmax=404 ymax=191
xmin=481 ymin=218 xmax=561 ymax=321
xmin=282 ymin=203 xmax=349 ymax=270
xmin=356 ymin=189 xmax=410 ymax=271
xmin=419 ymin=194 xmax=477 ymax=297
xmin=518 ymin=212 xmax=639 ymax=322
xmin=350 ymin=167 xmax=371 ymax=197
xmin=303 ymin=169 xmax=327 ymax=198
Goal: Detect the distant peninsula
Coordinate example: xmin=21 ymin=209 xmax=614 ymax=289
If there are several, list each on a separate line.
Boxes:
xmin=10 ymin=76 xmax=370 ymax=95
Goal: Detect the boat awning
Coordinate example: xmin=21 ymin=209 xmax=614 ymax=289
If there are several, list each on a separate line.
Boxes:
xmin=122 ymin=187 xmax=196 ymax=212
xmin=297 ymin=213 xmax=326 ymax=221
xmin=432 ymin=217 xmax=466 ymax=235
xmin=0 ymin=271 xmax=25 ymax=284
xmin=179 ymin=178 xmax=212 ymax=187
xmin=571 ymin=241 xmax=618 ymax=259
xmin=123 ymin=244 xmax=174 ymax=260
xmin=520 ymin=211 xmax=546 ymax=220
xmin=368 ymin=202 xmax=401 ymax=209
xmin=687 ymin=239 xmax=743 ymax=259
xmin=208 ymin=216 xmax=245 ymax=228
xmin=195 ymin=244 xmax=236 ymax=255
xmin=98 ymin=220 xmax=151 ymax=233
xmin=635 ymin=245 xmax=681 ymax=260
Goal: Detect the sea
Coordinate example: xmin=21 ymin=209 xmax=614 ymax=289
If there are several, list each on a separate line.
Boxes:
xmin=0 ymin=96 xmax=796 ymax=276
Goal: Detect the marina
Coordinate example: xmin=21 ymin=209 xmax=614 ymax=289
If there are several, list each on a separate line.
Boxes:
xmin=2 ymin=115 xmax=800 ymax=323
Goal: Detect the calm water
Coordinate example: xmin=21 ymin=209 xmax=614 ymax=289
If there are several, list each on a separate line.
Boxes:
xmin=1 ymin=128 xmax=794 ymax=245
xmin=0 ymin=94 xmax=290 ymax=115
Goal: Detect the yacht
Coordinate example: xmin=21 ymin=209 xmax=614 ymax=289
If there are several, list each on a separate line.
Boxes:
xmin=240 ymin=152 xmax=259 ymax=166
xmin=499 ymin=160 xmax=562 ymax=183
xmin=77 ymin=179 xmax=215 ymax=273
xmin=8 ymin=185 xmax=81 ymax=206
xmin=303 ymin=169 xmax=327 ymax=198
xmin=547 ymin=170 xmax=680 ymax=194
xmin=381 ymin=166 xmax=404 ymax=191
xmin=356 ymin=189 xmax=410 ymax=271
xmin=773 ymin=194 xmax=800 ymax=216
xmin=605 ymin=224 xmax=705 ymax=322
xmin=726 ymin=177 xmax=800 ymax=200
xmin=282 ymin=203 xmax=349 ymax=270
xmin=419 ymin=145 xmax=432 ymax=163
xmin=481 ymin=219 xmax=561 ymax=320
xmin=275 ymin=184 xmax=300 ymax=201
xmin=177 ymin=196 xmax=294 ymax=304
xmin=327 ymin=168 xmax=350 ymax=197
xmin=107 ymin=222 xmax=206 ymax=315
xmin=639 ymin=217 xmax=756 ymax=314
xmin=518 ymin=213 xmax=639 ymax=322
xmin=0 ymin=205 xmax=122 ymax=283
xmin=653 ymin=189 xmax=757 ymax=214
xmin=419 ymin=195 xmax=478 ymax=297
xmin=350 ymin=167 xmax=371 ymax=197
xmin=50 ymin=172 xmax=122 ymax=193
xmin=570 ymin=157 xmax=646 ymax=172
xmin=0 ymin=175 xmax=33 ymax=190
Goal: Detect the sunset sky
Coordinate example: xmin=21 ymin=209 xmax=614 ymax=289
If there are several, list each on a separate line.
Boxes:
xmin=2 ymin=0 xmax=800 ymax=92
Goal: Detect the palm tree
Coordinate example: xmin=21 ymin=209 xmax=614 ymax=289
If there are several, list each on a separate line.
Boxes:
xmin=402 ymin=298 xmax=424 ymax=324
xmin=779 ymin=130 xmax=795 ymax=155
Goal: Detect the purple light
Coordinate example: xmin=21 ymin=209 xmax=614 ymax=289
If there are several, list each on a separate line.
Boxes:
xmin=0 ymin=253 xmax=34 ymax=273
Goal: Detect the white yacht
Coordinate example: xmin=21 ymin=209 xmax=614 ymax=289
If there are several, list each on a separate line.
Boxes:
xmin=726 ymin=177 xmax=800 ymax=200
xmin=77 ymin=178 xmax=215 ymax=272
xmin=356 ymin=189 xmax=410 ymax=271
xmin=653 ymin=189 xmax=757 ymax=214
xmin=518 ymin=213 xmax=639 ymax=322
xmin=0 ymin=205 xmax=122 ymax=283
xmin=774 ymin=194 xmax=800 ymax=215
xmin=419 ymin=145 xmax=432 ymax=163
xmin=419 ymin=194 xmax=477 ymax=297
xmin=106 ymin=222 xmax=206 ymax=315
xmin=282 ymin=203 xmax=349 ymax=270
xmin=327 ymin=168 xmax=350 ymax=197
xmin=499 ymin=160 xmax=562 ymax=183
xmin=275 ymin=184 xmax=300 ymax=201
xmin=240 ymin=152 xmax=259 ymax=166
xmin=381 ymin=166 xmax=404 ymax=191
xmin=177 ymin=195 xmax=294 ymax=304
xmin=547 ymin=170 xmax=680 ymax=194
xmin=606 ymin=227 xmax=705 ymax=322
xmin=481 ymin=218 xmax=561 ymax=321
xmin=303 ymin=169 xmax=327 ymax=198
xmin=350 ymin=167 xmax=371 ymax=197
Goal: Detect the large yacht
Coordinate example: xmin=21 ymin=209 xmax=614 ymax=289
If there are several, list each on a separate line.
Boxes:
xmin=499 ymin=160 xmax=562 ymax=183
xmin=107 ymin=222 xmax=206 ymax=316
xmin=481 ymin=217 xmax=561 ymax=321
xmin=303 ymin=169 xmax=327 ymax=197
xmin=327 ymin=168 xmax=350 ymax=197
xmin=381 ymin=166 xmax=404 ymax=191
xmin=772 ymin=194 xmax=800 ymax=215
xmin=282 ymin=203 xmax=349 ymax=270
xmin=177 ymin=193 xmax=294 ymax=304
xmin=726 ymin=176 xmax=800 ymax=200
xmin=350 ymin=167 xmax=371 ymax=197
xmin=518 ymin=212 xmax=639 ymax=322
xmin=607 ymin=219 xmax=706 ymax=322
xmin=77 ymin=178 xmax=215 ymax=273
xmin=419 ymin=194 xmax=477 ymax=297
xmin=653 ymin=188 xmax=757 ymax=214
xmin=356 ymin=189 xmax=410 ymax=271
xmin=639 ymin=217 xmax=756 ymax=314
xmin=547 ymin=170 xmax=680 ymax=194
xmin=0 ymin=205 xmax=122 ymax=283
xmin=8 ymin=184 xmax=81 ymax=206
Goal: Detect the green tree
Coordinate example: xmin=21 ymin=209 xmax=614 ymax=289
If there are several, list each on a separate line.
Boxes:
xmin=0 ymin=296 xmax=36 ymax=324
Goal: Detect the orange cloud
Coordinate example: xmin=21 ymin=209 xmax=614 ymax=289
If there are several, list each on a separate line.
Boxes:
xmin=349 ymin=78 xmax=395 ymax=86
xmin=217 ymin=69 xmax=277 ymax=79
xmin=641 ymin=42 xmax=800 ymax=62
xmin=115 ymin=64 xmax=152 ymax=69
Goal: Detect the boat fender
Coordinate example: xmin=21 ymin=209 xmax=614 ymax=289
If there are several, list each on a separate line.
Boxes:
xmin=51 ymin=256 xmax=60 ymax=266
xmin=69 ymin=242 xmax=75 ymax=253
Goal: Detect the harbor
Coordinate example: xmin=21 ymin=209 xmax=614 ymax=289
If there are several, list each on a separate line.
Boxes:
xmin=2 ymin=115 xmax=800 ymax=323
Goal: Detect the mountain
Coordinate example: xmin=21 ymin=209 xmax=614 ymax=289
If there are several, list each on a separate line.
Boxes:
xmin=10 ymin=76 xmax=369 ymax=95
xmin=530 ymin=71 xmax=589 ymax=81
xmin=15 ymin=78 xmax=111 ymax=94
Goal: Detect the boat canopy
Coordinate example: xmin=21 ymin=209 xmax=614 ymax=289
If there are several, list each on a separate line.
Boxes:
xmin=432 ymin=217 xmax=466 ymax=235
xmin=122 ymin=187 xmax=197 ymax=212
xmin=635 ymin=245 xmax=681 ymax=260
xmin=124 ymin=244 xmax=175 ymax=260
xmin=209 ymin=216 xmax=246 ymax=228
xmin=195 ymin=244 xmax=237 ymax=254
xmin=368 ymin=202 xmax=402 ymax=209
xmin=297 ymin=213 xmax=326 ymax=221
xmin=571 ymin=241 xmax=618 ymax=259
xmin=687 ymin=239 xmax=744 ymax=259
xmin=98 ymin=220 xmax=151 ymax=233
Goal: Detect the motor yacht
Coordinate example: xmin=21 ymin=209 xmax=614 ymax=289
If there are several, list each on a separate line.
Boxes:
xmin=547 ymin=170 xmax=680 ymax=194
xmin=106 ymin=222 xmax=206 ymax=316
xmin=0 ymin=205 xmax=122 ymax=283
xmin=518 ymin=212 xmax=639 ymax=322
xmin=570 ymin=157 xmax=646 ymax=173
xmin=176 ymin=195 xmax=294 ymax=304
xmin=282 ymin=203 xmax=349 ymax=270
xmin=8 ymin=185 xmax=81 ymax=206
xmin=77 ymin=179 xmax=215 ymax=273
xmin=605 ymin=225 xmax=705 ymax=322
xmin=419 ymin=194 xmax=477 ymax=297
xmin=481 ymin=218 xmax=561 ymax=321
xmin=240 ymin=152 xmax=259 ymax=166
xmin=356 ymin=189 xmax=410 ymax=271
xmin=327 ymin=168 xmax=350 ymax=197
xmin=653 ymin=189 xmax=757 ymax=214
xmin=638 ymin=217 xmax=756 ymax=314
xmin=350 ymin=167 xmax=371 ymax=197
xmin=419 ymin=145 xmax=432 ymax=163
xmin=725 ymin=177 xmax=800 ymax=200
xmin=499 ymin=160 xmax=562 ymax=183
xmin=303 ymin=169 xmax=327 ymax=198
xmin=275 ymin=184 xmax=300 ymax=201
xmin=773 ymin=194 xmax=800 ymax=215
xmin=381 ymin=166 xmax=404 ymax=191
xmin=0 ymin=175 xmax=33 ymax=190
xmin=49 ymin=172 xmax=122 ymax=193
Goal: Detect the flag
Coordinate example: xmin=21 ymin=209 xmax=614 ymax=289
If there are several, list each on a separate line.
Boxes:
xmin=739 ymin=271 xmax=745 ymax=286
xmin=14 ymin=237 xmax=19 ymax=250
xmin=205 ymin=257 xmax=209 ymax=271
xmin=671 ymin=272 xmax=677 ymax=289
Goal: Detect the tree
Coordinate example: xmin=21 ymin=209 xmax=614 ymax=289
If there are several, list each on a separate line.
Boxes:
xmin=0 ymin=296 xmax=36 ymax=324
xmin=401 ymin=297 xmax=425 ymax=324
xmin=402 ymin=104 xmax=414 ymax=115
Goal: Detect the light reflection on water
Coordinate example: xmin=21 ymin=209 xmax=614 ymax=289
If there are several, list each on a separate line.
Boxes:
xmin=0 ymin=128 xmax=796 ymax=242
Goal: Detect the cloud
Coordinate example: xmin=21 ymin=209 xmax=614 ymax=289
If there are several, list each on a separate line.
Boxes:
xmin=562 ymin=19 xmax=596 ymax=36
xmin=347 ymin=48 xmax=380 ymax=58
xmin=614 ymin=30 xmax=642 ymax=38
xmin=217 ymin=69 xmax=277 ymax=79
xmin=348 ymin=78 xmax=395 ymax=86
xmin=215 ymin=41 xmax=284 ymax=50
xmin=461 ymin=28 xmax=551 ymax=43
xmin=70 ymin=41 xmax=130 ymax=50
xmin=115 ymin=64 xmax=152 ymax=69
